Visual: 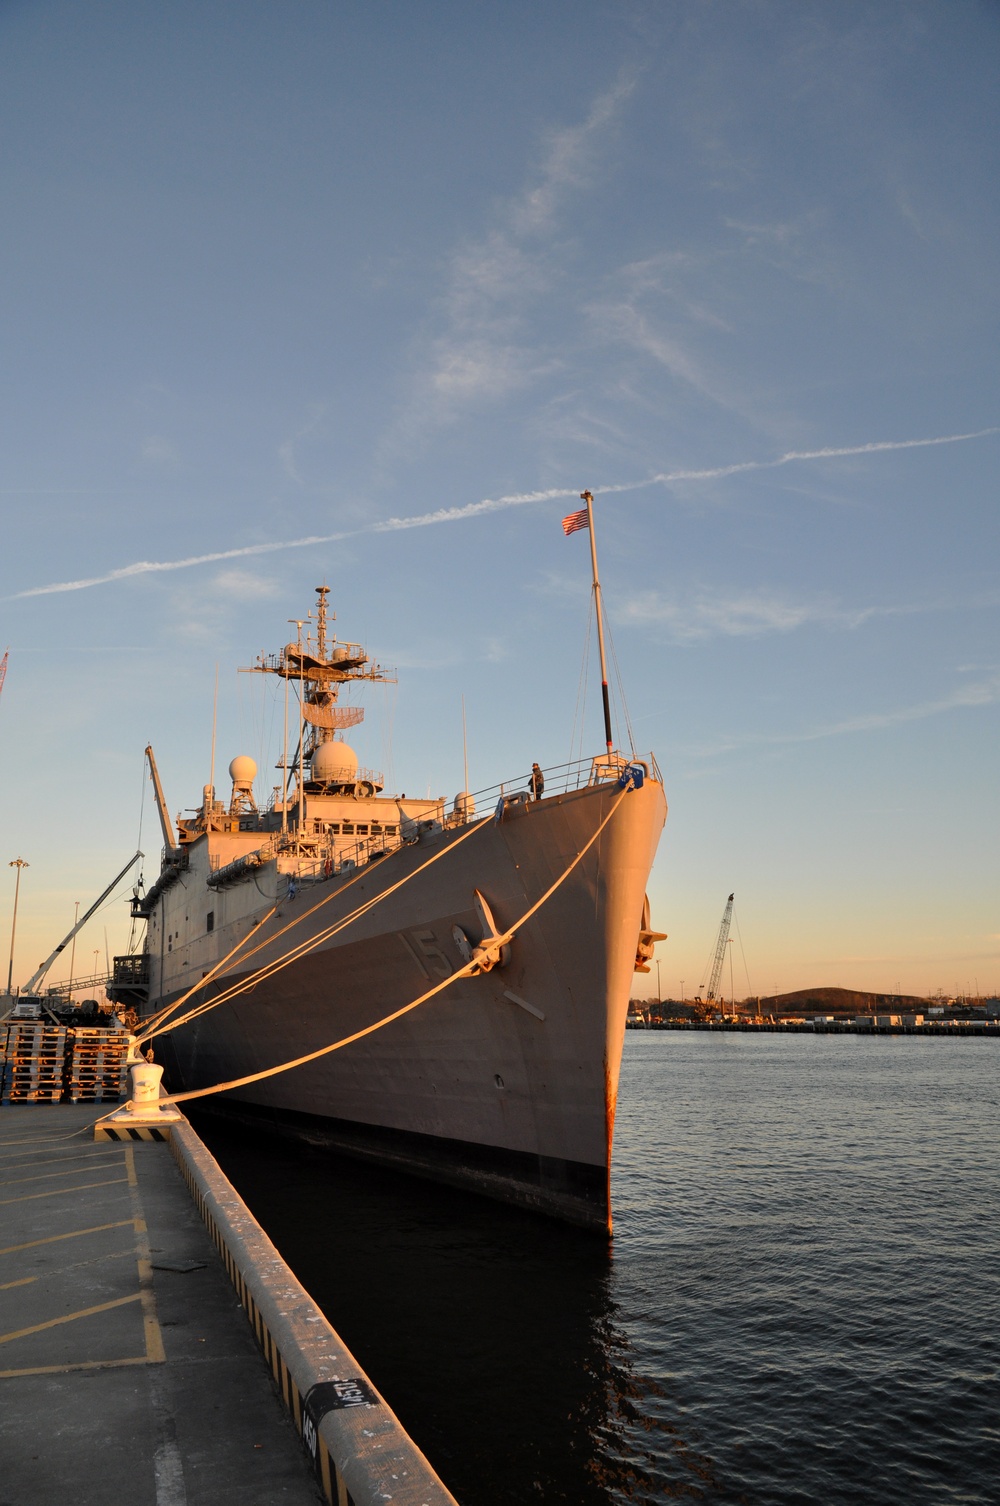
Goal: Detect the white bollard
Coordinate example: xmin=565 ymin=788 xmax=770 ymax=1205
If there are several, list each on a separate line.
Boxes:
xmin=130 ymin=1062 xmax=164 ymax=1104
xmin=96 ymin=1057 xmax=181 ymax=1138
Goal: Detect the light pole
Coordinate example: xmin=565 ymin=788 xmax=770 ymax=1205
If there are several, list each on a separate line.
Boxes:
xmin=68 ymin=899 xmax=79 ymax=998
xmin=656 ymin=958 xmax=661 ymax=1004
xmin=680 ymin=978 xmax=685 ymax=1005
xmin=7 ymin=858 xmax=29 ymax=994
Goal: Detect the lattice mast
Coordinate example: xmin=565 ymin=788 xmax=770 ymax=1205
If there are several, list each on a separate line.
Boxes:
xmin=241 ymin=586 xmax=395 ymax=765
xmin=704 ymin=893 xmax=735 ymax=1003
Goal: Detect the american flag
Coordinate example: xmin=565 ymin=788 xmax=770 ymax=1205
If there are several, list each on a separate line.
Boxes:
xmin=561 ymin=506 xmax=589 ymax=537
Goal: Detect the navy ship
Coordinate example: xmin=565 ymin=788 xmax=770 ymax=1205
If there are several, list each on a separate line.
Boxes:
xmin=128 ymin=577 xmax=667 ymax=1231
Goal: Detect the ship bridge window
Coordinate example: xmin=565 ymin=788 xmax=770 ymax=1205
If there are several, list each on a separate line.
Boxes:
xmin=342 ymin=823 xmax=354 ymax=835
xmin=385 ymin=825 xmax=397 ymax=836
xmin=356 ymin=824 xmax=368 ymax=835
xmin=328 ymin=822 xmax=340 ymax=834
xmin=207 ymin=911 xmax=215 ymax=933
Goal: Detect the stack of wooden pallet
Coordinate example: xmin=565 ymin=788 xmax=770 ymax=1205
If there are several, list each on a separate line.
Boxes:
xmin=64 ymin=1025 xmax=130 ymax=1103
xmin=0 ymin=1020 xmax=69 ymax=1103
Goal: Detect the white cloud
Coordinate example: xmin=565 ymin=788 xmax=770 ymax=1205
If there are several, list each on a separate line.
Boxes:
xmin=8 ymin=424 xmax=997 ymax=601
xmin=277 ymin=404 xmax=327 ymax=485
xmin=589 ymin=300 xmax=738 ymax=411
xmin=396 ymin=71 xmax=636 ymax=432
xmin=692 ymin=672 xmax=1000 ymax=758
xmin=617 ymin=588 xmax=875 ymax=641
xmin=211 ymin=569 xmax=281 ymax=601
xmin=818 ymin=675 xmax=1000 ymax=734
xmin=429 ymin=341 xmax=544 ymax=404
xmin=724 ymin=217 xmax=804 ymax=248
xmin=141 ymin=435 xmax=178 ymax=464
xmin=167 ymin=569 xmax=280 ymax=645
xmin=509 ymin=74 xmax=634 ymax=237
xmin=277 ymin=440 xmax=301 ymax=484
xmin=723 ymin=210 xmax=846 ymax=295
xmin=636 ymin=426 xmax=1000 ymax=490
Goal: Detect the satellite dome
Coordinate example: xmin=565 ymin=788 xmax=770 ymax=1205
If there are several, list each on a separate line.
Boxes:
xmin=312 ymin=741 xmax=359 ymax=784
xmin=229 ymin=755 xmax=257 ymax=786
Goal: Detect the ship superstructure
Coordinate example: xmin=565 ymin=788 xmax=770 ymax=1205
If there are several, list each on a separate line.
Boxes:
xmin=133 ymin=586 xmax=667 ymax=1231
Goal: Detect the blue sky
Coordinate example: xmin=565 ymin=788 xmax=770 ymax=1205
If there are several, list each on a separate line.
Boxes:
xmin=1 ymin=1 xmax=997 ymax=999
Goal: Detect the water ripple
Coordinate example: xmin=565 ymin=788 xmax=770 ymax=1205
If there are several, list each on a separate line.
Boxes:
xmin=197 ymin=1033 xmax=1000 ymax=1504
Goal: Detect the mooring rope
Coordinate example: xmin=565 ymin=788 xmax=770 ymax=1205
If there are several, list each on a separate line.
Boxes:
xmin=139 ymin=820 xmax=485 ymax=1041
xmin=128 ymin=784 xmax=630 ymax=1111
xmin=135 ymin=812 xmax=491 ymax=1046
xmin=134 ymin=904 xmax=279 ymax=1041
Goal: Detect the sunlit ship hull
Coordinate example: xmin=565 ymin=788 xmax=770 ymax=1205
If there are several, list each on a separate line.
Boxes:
xmin=146 ymin=774 xmax=666 ymax=1231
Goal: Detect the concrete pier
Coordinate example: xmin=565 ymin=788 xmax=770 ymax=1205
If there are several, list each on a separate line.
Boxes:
xmin=0 ymin=1105 xmax=457 ymax=1506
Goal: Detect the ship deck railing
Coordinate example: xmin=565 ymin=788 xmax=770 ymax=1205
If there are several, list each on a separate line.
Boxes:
xmin=207 ymin=749 xmax=662 ymax=891
xmin=462 ymin=748 xmax=661 ymax=817
xmin=286 ymin=749 xmax=661 ymax=886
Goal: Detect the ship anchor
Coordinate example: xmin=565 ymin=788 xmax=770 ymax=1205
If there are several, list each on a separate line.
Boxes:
xmin=453 ymin=890 xmax=511 ymax=975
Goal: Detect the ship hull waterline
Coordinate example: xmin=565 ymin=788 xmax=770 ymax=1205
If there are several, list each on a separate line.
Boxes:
xmin=146 ymin=778 xmax=666 ymax=1232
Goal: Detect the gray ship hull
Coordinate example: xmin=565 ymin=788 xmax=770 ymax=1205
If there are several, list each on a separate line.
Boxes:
xmin=148 ymin=776 xmax=666 ymax=1230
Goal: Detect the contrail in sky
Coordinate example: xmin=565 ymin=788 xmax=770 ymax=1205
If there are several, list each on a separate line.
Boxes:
xmin=8 ymin=426 xmax=997 ymax=601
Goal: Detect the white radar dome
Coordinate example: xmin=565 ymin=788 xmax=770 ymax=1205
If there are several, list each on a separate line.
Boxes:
xmin=229 ymin=755 xmax=257 ymax=785
xmin=312 ymin=741 xmax=359 ymax=783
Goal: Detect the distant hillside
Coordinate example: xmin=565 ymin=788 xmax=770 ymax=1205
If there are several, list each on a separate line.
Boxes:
xmin=639 ymin=986 xmax=940 ymax=1019
xmin=764 ymin=986 xmax=931 ymax=1014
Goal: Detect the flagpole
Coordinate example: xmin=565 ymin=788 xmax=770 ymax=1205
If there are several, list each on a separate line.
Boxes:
xmin=580 ymin=490 xmax=613 ymax=756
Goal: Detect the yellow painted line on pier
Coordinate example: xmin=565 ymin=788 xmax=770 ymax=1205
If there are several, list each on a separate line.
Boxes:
xmin=0 ymin=1131 xmax=70 ymax=1147
xmin=0 ymin=1353 xmax=152 ymax=1380
xmin=0 ymin=1153 xmax=163 ymax=1375
xmin=0 ymin=1219 xmax=134 ymax=1256
xmin=0 ymin=1290 xmax=142 ymax=1346
xmin=0 ymin=1146 xmax=124 ymax=1169
xmin=0 ymin=1158 xmax=126 ymax=1188
xmin=137 ymin=1254 xmax=165 ymax=1363
xmin=0 ymin=1176 xmax=128 ymax=1206
xmin=0 ymin=1248 xmax=137 ymax=1290
xmin=124 ymin=1148 xmax=166 ymax=1365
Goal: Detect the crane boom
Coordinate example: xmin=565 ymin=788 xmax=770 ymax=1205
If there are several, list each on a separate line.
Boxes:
xmin=25 ymin=850 xmax=143 ymax=994
xmin=706 ymin=893 xmax=735 ymax=1002
xmin=145 ymin=744 xmax=177 ymax=853
xmin=0 ymin=649 xmax=8 ymax=702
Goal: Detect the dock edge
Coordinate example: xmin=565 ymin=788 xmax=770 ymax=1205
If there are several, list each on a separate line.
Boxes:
xmin=169 ymin=1119 xmax=459 ymax=1506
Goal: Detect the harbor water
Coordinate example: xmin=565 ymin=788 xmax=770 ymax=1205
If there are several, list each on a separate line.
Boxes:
xmin=194 ymin=1031 xmax=1000 ymax=1504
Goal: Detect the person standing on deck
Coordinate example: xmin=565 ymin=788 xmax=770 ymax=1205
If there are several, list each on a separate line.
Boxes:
xmin=530 ymin=763 xmax=544 ymax=801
